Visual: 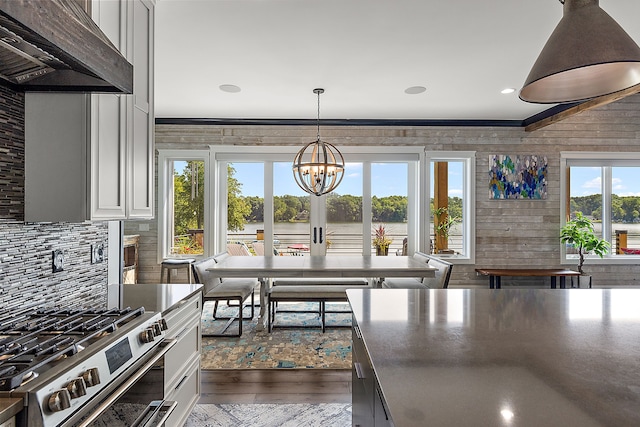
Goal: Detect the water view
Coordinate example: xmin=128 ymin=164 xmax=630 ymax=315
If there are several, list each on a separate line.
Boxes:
xmin=229 ymin=221 xmax=457 ymax=256
xmin=228 ymin=222 xmax=640 ymax=256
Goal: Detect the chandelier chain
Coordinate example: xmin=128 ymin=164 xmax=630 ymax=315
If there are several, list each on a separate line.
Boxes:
xmin=316 ymin=89 xmax=321 ymax=140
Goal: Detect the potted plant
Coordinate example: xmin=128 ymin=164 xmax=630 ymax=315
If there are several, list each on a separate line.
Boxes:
xmin=560 ymin=212 xmax=610 ymax=287
xmin=433 ymin=207 xmax=459 ymax=254
xmin=372 ymin=224 xmax=392 ymax=256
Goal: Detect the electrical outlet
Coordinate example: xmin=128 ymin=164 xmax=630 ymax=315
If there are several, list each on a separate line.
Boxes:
xmin=92 ymin=243 xmax=105 ymax=264
xmin=52 ymin=249 xmax=64 ymax=273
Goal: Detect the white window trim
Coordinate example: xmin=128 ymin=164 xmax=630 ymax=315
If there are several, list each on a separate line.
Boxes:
xmin=424 ymin=151 xmax=476 ymax=264
xmin=560 ymin=151 xmax=640 ymax=266
xmin=157 ymin=149 xmax=211 ymax=263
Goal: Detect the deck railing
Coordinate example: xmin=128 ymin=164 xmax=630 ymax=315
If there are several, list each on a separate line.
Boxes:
xmin=225 ymin=231 xmax=465 ymax=256
xmin=186 ymin=230 xmax=640 ymax=257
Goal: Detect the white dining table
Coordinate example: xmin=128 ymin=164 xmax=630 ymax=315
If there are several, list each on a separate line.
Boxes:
xmin=206 ymin=255 xmax=437 ymax=330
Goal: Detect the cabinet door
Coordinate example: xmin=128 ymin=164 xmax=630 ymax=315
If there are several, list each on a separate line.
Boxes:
xmin=91 ymin=0 xmax=127 ymax=219
xmin=374 ymin=386 xmax=393 ymax=427
xmin=127 ymin=0 xmax=155 ymax=219
xmin=91 ymin=93 xmax=127 ymax=219
xmin=352 ymin=322 xmax=375 ymax=427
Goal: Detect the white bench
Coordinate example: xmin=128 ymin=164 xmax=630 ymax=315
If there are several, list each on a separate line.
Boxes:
xmin=268 ymin=277 xmax=373 ymax=332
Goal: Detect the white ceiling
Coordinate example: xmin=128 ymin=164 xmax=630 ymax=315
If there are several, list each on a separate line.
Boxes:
xmin=154 ymin=0 xmax=640 ymax=122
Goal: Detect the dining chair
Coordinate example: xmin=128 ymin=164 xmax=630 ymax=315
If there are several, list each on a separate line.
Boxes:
xmin=382 ymin=252 xmax=452 ymax=289
xmin=192 ymin=253 xmax=258 ymax=337
xmin=252 ymin=241 xmax=279 ymax=256
xmin=252 ymin=241 xmax=265 ymax=256
xmin=395 ymin=237 xmax=408 ymax=256
xmin=226 ymin=242 xmax=252 ymax=256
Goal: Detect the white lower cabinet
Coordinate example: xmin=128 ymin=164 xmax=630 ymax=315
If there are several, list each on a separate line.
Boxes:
xmin=165 ymin=357 xmax=200 ymax=427
xmin=162 ymin=291 xmax=201 ymax=426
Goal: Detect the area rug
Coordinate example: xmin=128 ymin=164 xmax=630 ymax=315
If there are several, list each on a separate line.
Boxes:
xmin=200 ymin=302 xmax=352 ymax=369
xmin=185 ymin=403 xmax=352 ymax=427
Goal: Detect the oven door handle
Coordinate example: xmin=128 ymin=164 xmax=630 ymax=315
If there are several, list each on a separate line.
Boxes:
xmin=131 ymin=400 xmax=178 ymax=427
xmin=74 ymin=338 xmax=178 ymax=427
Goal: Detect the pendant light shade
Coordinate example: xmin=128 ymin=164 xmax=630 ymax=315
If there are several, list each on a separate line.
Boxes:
xmin=293 ymin=88 xmax=345 ymax=196
xmin=520 ymin=0 xmax=640 ymax=104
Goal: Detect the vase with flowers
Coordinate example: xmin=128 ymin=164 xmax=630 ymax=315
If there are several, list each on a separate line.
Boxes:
xmin=373 ymin=224 xmax=392 ymax=256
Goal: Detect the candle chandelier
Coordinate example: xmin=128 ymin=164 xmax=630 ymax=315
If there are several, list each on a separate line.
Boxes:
xmin=520 ymin=0 xmax=640 ymax=104
xmin=293 ymin=88 xmax=345 ymax=196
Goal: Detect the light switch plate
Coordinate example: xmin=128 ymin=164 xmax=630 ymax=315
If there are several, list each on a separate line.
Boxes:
xmin=52 ymin=249 xmax=64 ymax=273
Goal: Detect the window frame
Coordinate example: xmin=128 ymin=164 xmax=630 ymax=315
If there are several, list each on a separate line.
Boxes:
xmin=157 ymin=149 xmax=211 ymax=263
xmin=560 ymin=151 xmax=640 ymax=265
xmin=424 ymin=151 xmax=476 ymax=264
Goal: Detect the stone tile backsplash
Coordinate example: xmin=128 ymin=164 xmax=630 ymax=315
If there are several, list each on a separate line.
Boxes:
xmin=0 ymin=86 xmax=108 ymax=309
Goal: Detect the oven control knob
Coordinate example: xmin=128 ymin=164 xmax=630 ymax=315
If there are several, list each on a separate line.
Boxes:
xmin=66 ymin=377 xmax=87 ymax=398
xmin=151 ymin=322 xmax=162 ymax=336
xmin=82 ymin=368 xmax=101 ymax=387
xmin=140 ymin=328 xmax=155 ymax=343
xmin=157 ymin=318 xmax=168 ymax=331
xmin=48 ymin=389 xmax=71 ymax=412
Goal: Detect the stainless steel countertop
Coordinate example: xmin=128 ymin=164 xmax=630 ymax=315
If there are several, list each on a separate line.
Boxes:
xmin=347 ymin=288 xmax=640 ymax=427
xmin=122 ymin=283 xmax=203 ymax=314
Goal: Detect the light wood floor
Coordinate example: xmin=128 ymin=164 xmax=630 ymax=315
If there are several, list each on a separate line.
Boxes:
xmin=200 ymin=369 xmax=352 ymax=404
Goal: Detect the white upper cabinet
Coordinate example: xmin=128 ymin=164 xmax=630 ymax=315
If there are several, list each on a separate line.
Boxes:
xmin=127 ymin=0 xmax=155 ymax=219
xmin=24 ymin=0 xmax=155 ymax=222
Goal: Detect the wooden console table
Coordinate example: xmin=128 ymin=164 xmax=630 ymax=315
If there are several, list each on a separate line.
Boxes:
xmin=475 ymin=268 xmax=581 ymax=289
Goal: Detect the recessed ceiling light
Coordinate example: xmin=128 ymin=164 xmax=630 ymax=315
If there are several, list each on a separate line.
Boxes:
xmin=501 ymin=88 xmax=516 ymax=94
xmin=404 ymin=86 xmax=426 ymax=95
xmin=219 ymin=84 xmax=241 ymax=93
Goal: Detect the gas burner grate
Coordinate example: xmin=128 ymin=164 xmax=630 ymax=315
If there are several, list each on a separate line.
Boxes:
xmin=0 ymin=306 xmax=145 ymax=391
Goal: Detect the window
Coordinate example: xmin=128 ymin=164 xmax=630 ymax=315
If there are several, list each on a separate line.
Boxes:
xmin=425 ymin=151 xmax=476 ymax=263
xmin=210 ymin=145 xmax=424 ymax=256
xmin=156 ymin=147 xmax=476 ymax=265
xmin=157 ymin=150 xmax=210 ymax=262
xmin=561 ymin=152 xmax=640 ymax=265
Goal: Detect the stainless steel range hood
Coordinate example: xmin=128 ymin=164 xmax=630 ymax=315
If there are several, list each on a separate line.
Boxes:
xmin=0 ymin=0 xmax=132 ymax=93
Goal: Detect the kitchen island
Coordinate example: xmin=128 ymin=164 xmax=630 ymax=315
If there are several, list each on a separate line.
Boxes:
xmin=347 ymin=288 xmax=640 ymax=427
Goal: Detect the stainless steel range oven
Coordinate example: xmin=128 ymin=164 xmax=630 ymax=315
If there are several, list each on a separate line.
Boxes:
xmin=0 ymin=306 xmax=177 ymax=427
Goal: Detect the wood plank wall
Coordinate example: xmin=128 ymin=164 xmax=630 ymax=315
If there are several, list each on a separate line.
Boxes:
xmin=128 ymin=94 xmax=640 ymax=288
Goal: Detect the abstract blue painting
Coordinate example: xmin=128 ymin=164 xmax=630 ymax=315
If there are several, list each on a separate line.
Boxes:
xmin=489 ymin=155 xmax=548 ymax=199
